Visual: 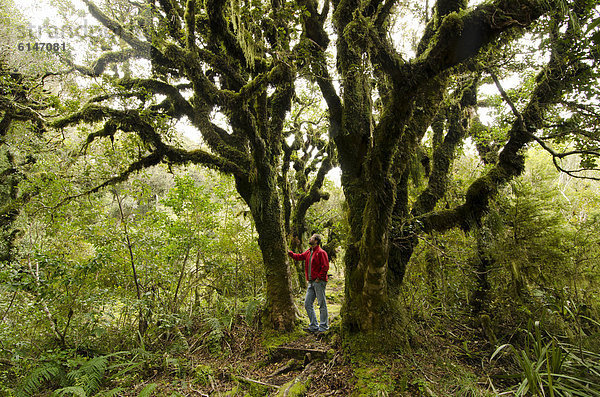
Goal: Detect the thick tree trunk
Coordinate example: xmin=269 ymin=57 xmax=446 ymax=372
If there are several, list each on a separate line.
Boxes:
xmin=341 ymin=168 xmax=398 ymax=332
xmin=255 ymin=217 xmax=297 ymax=331
xmin=340 ymin=185 xmax=368 ymax=333
xmin=237 ymin=176 xmax=297 ymax=331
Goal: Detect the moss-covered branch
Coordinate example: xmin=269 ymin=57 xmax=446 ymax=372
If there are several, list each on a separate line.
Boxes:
xmin=372 ymin=0 xmax=396 ymax=26
xmin=292 ymin=155 xmax=332 ymax=227
xmin=63 ymin=49 xmax=138 ymax=77
xmin=190 ymin=107 xmax=253 ymax=168
xmin=53 ymin=104 xmax=250 ymax=176
xmin=156 ymin=0 xmax=185 ymax=46
xmin=412 ymin=77 xmax=478 ymax=216
xmin=52 ymin=104 xmax=127 ymax=129
xmin=413 ymin=0 xmax=549 ymax=79
xmin=297 ymin=0 xmax=343 ymax=138
xmin=119 ymin=78 xmax=194 ymax=115
xmin=0 ymin=97 xmax=46 ymax=127
xmin=413 ymin=43 xmax=588 ymax=234
xmin=266 ymin=68 xmax=294 ymax=150
xmin=184 ymin=0 xmax=196 ymax=50
xmin=232 ymin=63 xmax=292 ymax=106
xmin=82 ymin=0 xmax=150 ymax=54
xmin=81 ymin=0 xmax=174 ymax=69
xmin=196 ymin=48 xmax=246 ymax=90
xmin=205 ymin=0 xmax=247 ymax=66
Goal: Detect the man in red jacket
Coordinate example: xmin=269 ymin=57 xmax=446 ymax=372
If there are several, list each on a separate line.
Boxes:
xmin=288 ymin=233 xmax=329 ymax=333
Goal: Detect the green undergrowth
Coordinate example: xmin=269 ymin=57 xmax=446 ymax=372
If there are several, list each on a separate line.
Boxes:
xmin=351 ymin=364 xmax=396 ymax=396
xmin=343 ymin=332 xmax=404 ymax=396
xmin=10 ymin=264 xmax=596 ymax=397
xmin=9 ymin=314 xmax=594 ymax=396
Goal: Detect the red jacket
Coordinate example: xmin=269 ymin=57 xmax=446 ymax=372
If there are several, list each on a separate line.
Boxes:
xmin=288 ymin=245 xmax=329 ymax=282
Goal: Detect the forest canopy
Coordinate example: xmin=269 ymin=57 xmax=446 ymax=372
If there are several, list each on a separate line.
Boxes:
xmin=1 ymin=0 xmax=600 ymax=395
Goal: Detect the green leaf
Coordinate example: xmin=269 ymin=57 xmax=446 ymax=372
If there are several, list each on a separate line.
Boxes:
xmin=138 ymin=383 xmax=158 ymax=397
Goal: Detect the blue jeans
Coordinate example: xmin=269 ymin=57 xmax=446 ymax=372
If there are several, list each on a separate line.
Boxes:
xmin=305 ymin=280 xmax=328 ymax=332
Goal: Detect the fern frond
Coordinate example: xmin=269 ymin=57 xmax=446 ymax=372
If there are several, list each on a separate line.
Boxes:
xmin=109 ymin=360 xmax=144 ymax=379
xmin=51 ymin=385 xmax=87 ymax=397
xmin=138 ymin=383 xmax=157 ymax=397
xmin=244 ymin=298 xmax=262 ymax=325
xmin=206 ymin=316 xmax=225 ymax=345
xmin=17 ymin=363 xmax=65 ymax=397
xmin=67 ymin=355 xmax=109 ymax=395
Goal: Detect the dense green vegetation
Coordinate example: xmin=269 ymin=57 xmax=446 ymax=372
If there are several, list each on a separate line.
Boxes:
xmin=1 ymin=0 xmax=600 ymax=395
xmin=4 ymin=132 xmax=600 ymax=395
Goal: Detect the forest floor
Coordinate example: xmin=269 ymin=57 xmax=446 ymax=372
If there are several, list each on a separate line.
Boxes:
xmin=139 ymin=268 xmax=508 ymax=396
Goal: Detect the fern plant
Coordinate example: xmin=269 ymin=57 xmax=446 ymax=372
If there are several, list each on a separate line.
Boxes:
xmin=65 ymin=355 xmax=109 ymax=396
xmin=17 ymin=363 xmax=66 ymax=397
xmin=202 ymin=295 xmax=235 ymax=353
xmin=205 ymin=316 xmax=228 ymax=353
xmin=94 ymin=387 xmax=125 ymax=396
xmin=243 ymin=295 xmax=265 ymax=326
xmin=17 ymin=353 xmax=123 ymax=396
xmin=137 ymin=383 xmax=157 ymax=397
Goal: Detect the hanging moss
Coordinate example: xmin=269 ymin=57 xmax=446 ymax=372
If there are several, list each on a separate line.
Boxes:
xmin=227 ymin=0 xmax=263 ymax=69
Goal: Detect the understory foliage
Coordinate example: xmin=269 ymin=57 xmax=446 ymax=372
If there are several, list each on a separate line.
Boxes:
xmin=0 ymin=160 xmax=268 ymax=393
xmin=4 ymin=143 xmax=600 ymax=396
xmin=404 ymin=148 xmax=600 ymax=394
xmin=492 ymin=321 xmax=600 ymax=396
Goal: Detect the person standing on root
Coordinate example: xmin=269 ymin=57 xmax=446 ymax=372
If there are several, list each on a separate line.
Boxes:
xmin=288 ymin=233 xmax=329 ymax=333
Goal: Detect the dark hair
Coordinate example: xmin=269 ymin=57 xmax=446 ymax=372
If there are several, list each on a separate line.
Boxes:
xmin=313 ymin=234 xmax=322 ymax=246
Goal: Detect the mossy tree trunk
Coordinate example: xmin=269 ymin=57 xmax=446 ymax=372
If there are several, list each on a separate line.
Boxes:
xmin=0 ymin=65 xmax=47 ymax=265
xmin=51 ymin=0 xmax=333 ymax=330
xmin=236 ymin=172 xmax=297 ymax=330
xmin=300 ymin=0 xmax=587 ymax=332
